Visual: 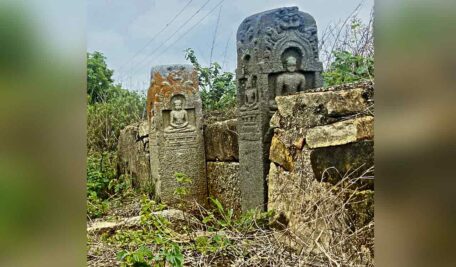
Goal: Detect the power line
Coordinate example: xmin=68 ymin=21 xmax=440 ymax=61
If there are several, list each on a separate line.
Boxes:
xmin=117 ymin=0 xmax=194 ymax=74
xmin=120 ymin=0 xmax=213 ymax=80
xmin=222 ymin=30 xmax=233 ymax=70
xmin=152 ymin=0 xmax=225 ymax=63
xmin=209 ymin=4 xmax=223 ymax=65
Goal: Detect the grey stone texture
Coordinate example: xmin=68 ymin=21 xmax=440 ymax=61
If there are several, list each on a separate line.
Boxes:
xmin=204 ymin=119 xmax=239 ymax=161
xmin=236 ymin=7 xmax=323 ymax=211
xmin=267 ymin=81 xmax=374 ymax=256
xmin=117 ymin=121 xmax=151 ymax=191
xmin=207 ymin=162 xmax=241 ymax=214
xmin=147 ymin=65 xmax=207 ymax=208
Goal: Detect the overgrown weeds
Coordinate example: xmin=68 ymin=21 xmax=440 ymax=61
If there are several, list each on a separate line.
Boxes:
xmin=88 ymin=168 xmax=374 ymax=266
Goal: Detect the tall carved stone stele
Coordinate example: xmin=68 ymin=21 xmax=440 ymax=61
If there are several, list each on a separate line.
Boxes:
xmin=147 ymin=64 xmax=207 ymax=208
xmin=236 ymin=7 xmax=323 ymax=211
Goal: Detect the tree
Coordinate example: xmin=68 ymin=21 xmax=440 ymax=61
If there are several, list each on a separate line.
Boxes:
xmin=87 ymin=51 xmax=114 ymax=104
xmin=185 ymin=48 xmax=236 ymax=110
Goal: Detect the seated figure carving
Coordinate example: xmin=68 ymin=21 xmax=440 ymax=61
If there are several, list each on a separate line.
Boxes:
xmin=165 ymin=99 xmax=195 ymax=133
xmin=270 ymin=56 xmax=306 ymax=109
xmin=276 ymin=56 xmax=306 ymax=95
xmin=241 ymin=76 xmax=258 ymax=110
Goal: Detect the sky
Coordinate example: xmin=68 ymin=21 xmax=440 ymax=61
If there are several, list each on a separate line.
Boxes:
xmin=87 ymin=0 xmax=374 ymax=92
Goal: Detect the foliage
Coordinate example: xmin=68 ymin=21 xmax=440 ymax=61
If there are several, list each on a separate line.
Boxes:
xmin=86 ymin=152 xmax=117 ymax=198
xmin=103 ymin=186 xmax=273 ymax=266
xmin=173 ymin=172 xmax=193 ymax=200
xmin=116 ymin=246 xmax=153 ymax=267
xmin=320 ymin=12 xmax=374 ymax=87
xmin=202 ymin=197 xmax=273 ymax=233
xmin=184 ymin=48 xmax=236 ymax=110
xmin=87 ymin=191 xmax=110 ymax=218
xmin=86 ymin=151 xmax=133 ymax=218
xmin=87 ymin=51 xmax=145 ymax=219
xmin=323 ymin=50 xmax=374 ymax=86
xmin=87 ymin=52 xmax=114 ymax=104
xmin=112 ymin=196 xmax=184 ymax=267
xmin=87 ymin=86 xmax=144 ymax=152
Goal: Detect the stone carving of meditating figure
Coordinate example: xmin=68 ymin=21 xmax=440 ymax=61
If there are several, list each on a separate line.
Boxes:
xmin=269 ymin=56 xmax=306 ymax=110
xmin=165 ymin=99 xmax=195 ymax=133
xmin=241 ymin=75 xmax=258 ymax=110
xmin=276 ymin=56 xmax=306 ymax=96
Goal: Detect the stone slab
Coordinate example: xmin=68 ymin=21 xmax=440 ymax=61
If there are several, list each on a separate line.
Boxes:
xmin=207 ymin=162 xmax=241 ymax=214
xmin=306 ymin=116 xmax=374 ymax=148
xmin=204 ymin=119 xmax=239 ymax=161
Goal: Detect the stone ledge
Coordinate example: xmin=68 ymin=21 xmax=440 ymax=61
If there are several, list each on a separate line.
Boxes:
xmin=306 ymin=116 xmax=374 ymax=148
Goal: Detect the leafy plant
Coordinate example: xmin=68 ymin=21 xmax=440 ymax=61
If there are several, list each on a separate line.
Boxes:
xmin=87 ymin=191 xmax=110 ymax=218
xmin=323 ymin=50 xmax=374 ymax=86
xmin=173 ymin=172 xmax=193 ymax=199
xmin=185 ymin=48 xmax=236 ymax=110
xmin=87 ymin=152 xmax=116 ymax=197
xmin=117 ymin=246 xmax=154 ymax=267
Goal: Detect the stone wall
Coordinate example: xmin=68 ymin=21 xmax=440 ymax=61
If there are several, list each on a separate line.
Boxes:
xmin=267 ymin=81 xmax=374 ymax=259
xmin=118 ymin=118 xmax=241 ymax=211
xmin=204 ymin=119 xmax=241 ymax=213
xmin=117 ymin=121 xmax=151 ymax=191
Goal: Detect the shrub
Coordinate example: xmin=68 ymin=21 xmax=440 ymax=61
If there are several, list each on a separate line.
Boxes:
xmin=323 ymin=50 xmax=374 ymax=86
xmin=184 ymin=48 xmax=236 ymax=111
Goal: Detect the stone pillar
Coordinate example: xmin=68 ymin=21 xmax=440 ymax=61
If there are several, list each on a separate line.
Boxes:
xmin=236 ymin=7 xmax=323 ymax=211
xmin=147 ymin=65 xmax=207 ymax=207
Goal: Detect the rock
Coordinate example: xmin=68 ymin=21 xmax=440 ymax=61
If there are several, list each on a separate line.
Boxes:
xmin=306 ymin=116 xmax=374 ymax=148
xmin=207 ymin=162 xmax=241 ymax=214
xmin=117 ymin=122 xmax=151 ymax=191
xmin=138 ymin=120 xmax=149 ymax=138
xmin=204 ymin=119 xmax=239 ymax=161
xmin=269 ymin=135 xmax=294 ymax=171
xmin=275 ymin=88 xmax=370 ymax=129
xmin=310 ymin=141 xmax=374 ymax=189
xmin=87 ymin=209 xmax=200 ymax=233
xmin=325 ymin=88 xmax=370 ymax=116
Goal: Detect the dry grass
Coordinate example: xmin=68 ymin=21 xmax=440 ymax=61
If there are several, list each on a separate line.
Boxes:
xmin=87 ymin=166 xmax=374 ymax=266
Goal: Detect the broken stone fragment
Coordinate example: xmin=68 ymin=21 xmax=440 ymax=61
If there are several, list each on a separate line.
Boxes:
xmin=306 ymin=116 xmax=374 ymax=148
xmin=138 ymin=120 xmax=149 ymax=139
xmin=87 ymin=209 xmax=200 ymax=233
xmin=204 ymin=119 xmax=239 ymax=161
xmin=269 ymin=135 xmax=294 ymax=171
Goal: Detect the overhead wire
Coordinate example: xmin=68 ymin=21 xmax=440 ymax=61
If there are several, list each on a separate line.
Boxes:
xmin=116 ymin=0 xmax=194 ymax=74
xmin=152 ymin=0 xmax=225 ymax=63
xmin=120 ymin=0 xmax=213 ymax=80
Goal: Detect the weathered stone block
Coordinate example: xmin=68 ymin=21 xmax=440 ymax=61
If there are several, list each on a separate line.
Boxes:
xmin=275 ymin=88 xmax=370 ymax=129
xmin=310 ymin=141 xmax=374 ymax=189
xmin=118 ymin=121 xmax=151 ymax=191
xmin=306 ymin=116 xmax=374 ymax=148
xmin=207 ymin=162 xmax=241 ymax=214
xmin=147 ymin=65 xmax=207 ymax=208
xmin=269 ymin=135 xmax=294 ymax=171
xmin=204 ymin=119 xmax=239 ymax=161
